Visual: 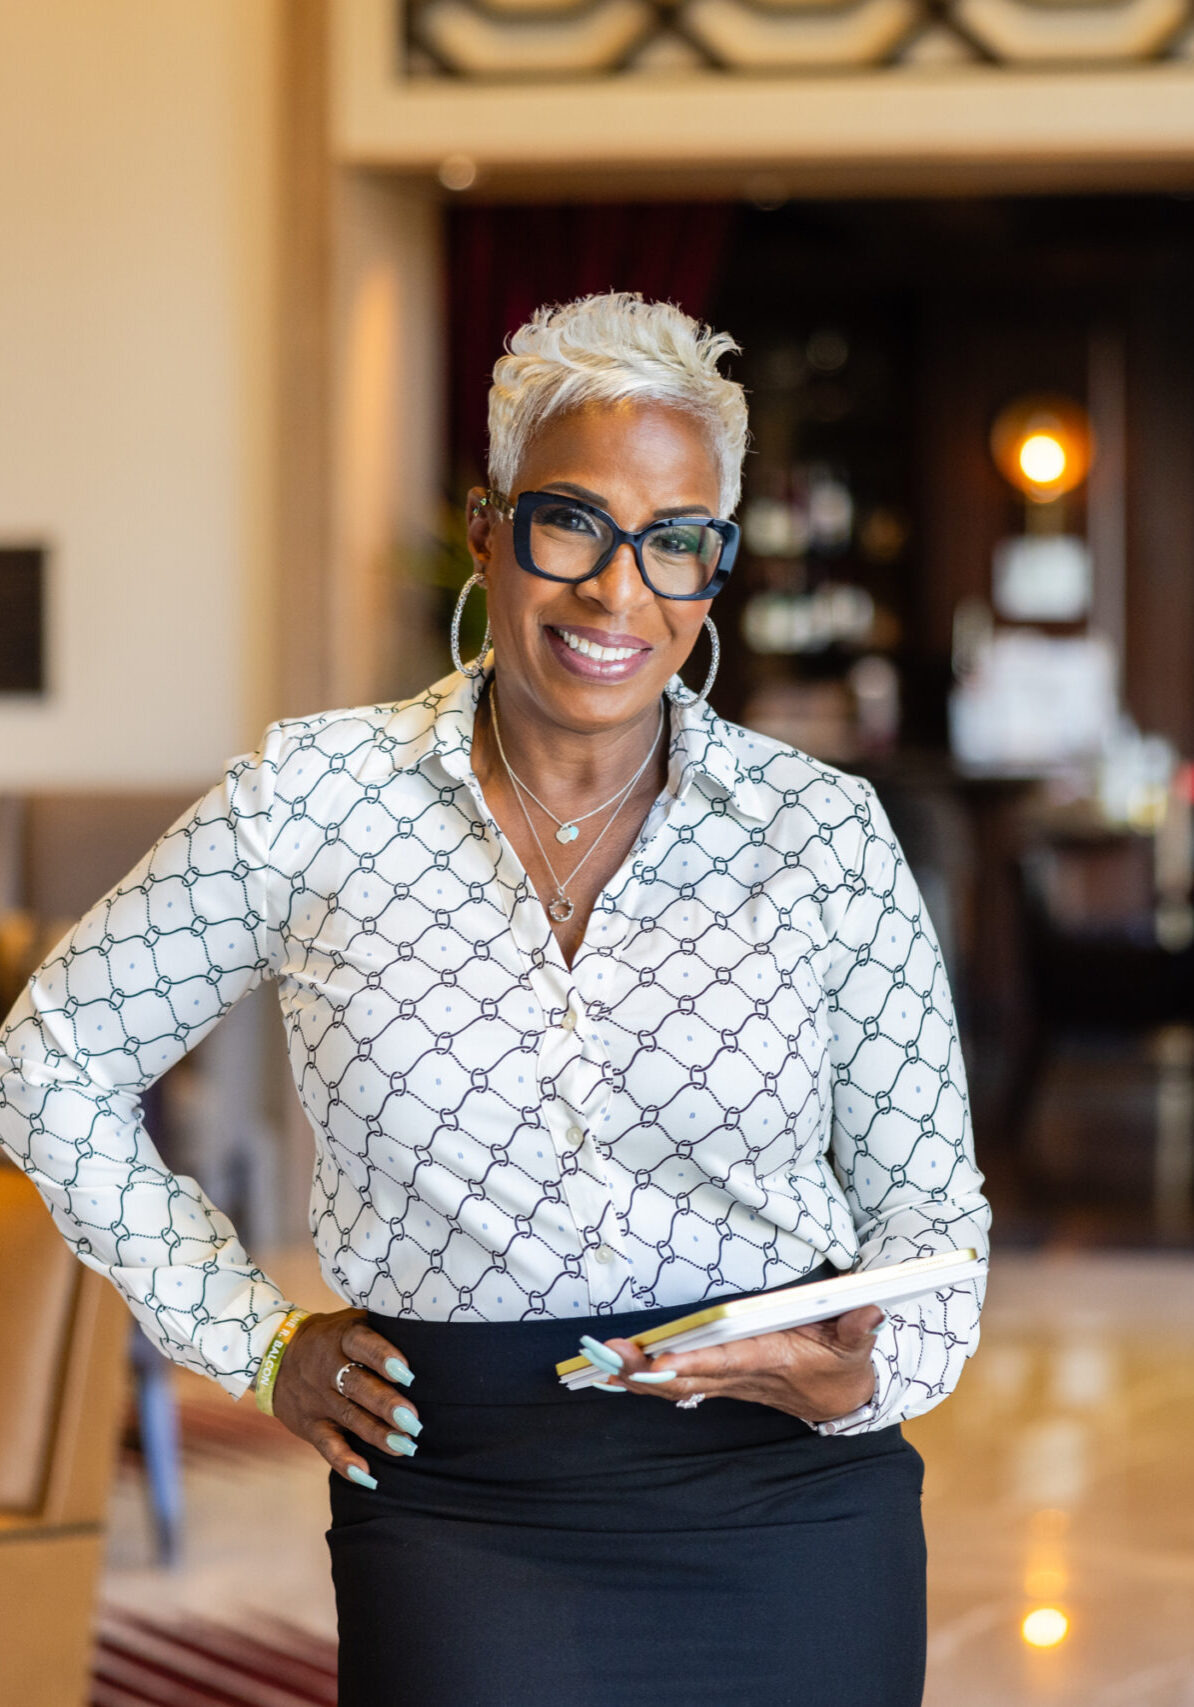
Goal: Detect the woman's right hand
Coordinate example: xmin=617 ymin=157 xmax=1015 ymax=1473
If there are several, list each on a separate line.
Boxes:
xmin=269 ymin=1308 xmax=421 ymax=1487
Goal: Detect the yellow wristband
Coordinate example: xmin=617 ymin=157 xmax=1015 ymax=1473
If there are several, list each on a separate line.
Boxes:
xmin=254 ymin=1307 xmax=311 ymax=1415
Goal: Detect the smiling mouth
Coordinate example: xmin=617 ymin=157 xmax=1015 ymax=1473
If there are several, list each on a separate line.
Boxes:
xmin=551 ymin=627 xmax=646 ymax=663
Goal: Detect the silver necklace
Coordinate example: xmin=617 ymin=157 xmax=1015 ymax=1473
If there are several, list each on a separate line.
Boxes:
xmin=491 ymin=711 xmax=654 ymax=845
xmin=490 ymin=694 xmax=665 ymax=924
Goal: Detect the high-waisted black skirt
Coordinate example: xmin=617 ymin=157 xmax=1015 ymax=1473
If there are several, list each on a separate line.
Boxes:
xmin=326 ymin=1281 xmax=926 ymax=1707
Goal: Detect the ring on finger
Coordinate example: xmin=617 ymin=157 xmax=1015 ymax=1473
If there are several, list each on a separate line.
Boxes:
xmin=675 ymin=1391 xmax=707 ymax=1410
xmin=334 ymin=1359 xmax=364 ymax=1397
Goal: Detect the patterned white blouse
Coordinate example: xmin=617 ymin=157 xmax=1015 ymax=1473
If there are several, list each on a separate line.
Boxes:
xmin=0 ymin=666 xmax=989 ymax=1432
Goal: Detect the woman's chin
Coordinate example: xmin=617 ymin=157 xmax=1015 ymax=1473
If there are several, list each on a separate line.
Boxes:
xmin=534 ymin=680 xmax=665 ymax=735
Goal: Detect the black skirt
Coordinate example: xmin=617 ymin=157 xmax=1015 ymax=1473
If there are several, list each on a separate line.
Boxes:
xmin=326 ymin=1284 xmax=926 ymax=1707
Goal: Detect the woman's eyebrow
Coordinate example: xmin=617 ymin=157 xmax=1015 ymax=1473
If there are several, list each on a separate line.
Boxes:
xmin=543 ymin=481 xmax=713 ymax=520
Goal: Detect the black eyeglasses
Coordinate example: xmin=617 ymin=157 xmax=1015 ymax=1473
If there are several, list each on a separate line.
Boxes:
xmin=479 ymin=489 xmax=739 ymax=601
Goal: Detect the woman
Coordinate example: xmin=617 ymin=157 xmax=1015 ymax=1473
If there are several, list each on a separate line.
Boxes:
xmin=0 ymin=292 xmax=989 ymax=1706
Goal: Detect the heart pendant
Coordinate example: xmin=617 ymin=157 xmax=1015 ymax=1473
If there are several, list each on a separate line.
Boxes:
xmin=555 ymin=823 xmax=580 ymax=844
xmin=548 ymin=895 xmax=575 ymax=922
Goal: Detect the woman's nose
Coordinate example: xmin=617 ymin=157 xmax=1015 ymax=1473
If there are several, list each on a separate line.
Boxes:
xmin=578 ymin=543 xmax=651 ymax=613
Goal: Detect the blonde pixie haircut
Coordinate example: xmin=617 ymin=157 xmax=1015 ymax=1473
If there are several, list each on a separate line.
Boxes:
xmin=488 ymin=292 xmax=749 ymax=516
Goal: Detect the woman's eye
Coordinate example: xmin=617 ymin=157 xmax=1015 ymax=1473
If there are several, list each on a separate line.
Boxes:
xmin=540 ymin=503 xmax=599 ymax=536
xmin=653 ymin=528 xmax=702 ymax=556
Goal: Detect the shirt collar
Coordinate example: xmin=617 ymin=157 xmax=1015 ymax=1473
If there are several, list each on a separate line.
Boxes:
xmin=395 ymin=665 xmax=767 ymax=824
xmin=423 ymin=664 xmax=486 ymax=786
xmin=664 ymin=677 xmax=767 ymax=823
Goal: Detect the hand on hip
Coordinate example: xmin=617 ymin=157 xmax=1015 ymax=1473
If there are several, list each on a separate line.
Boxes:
xmin=271 ymin=1308 xmax=421 ymax=1487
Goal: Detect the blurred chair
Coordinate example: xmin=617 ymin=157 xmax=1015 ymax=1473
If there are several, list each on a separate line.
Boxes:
xmin=1018 ymin=830 xmax=1193 ymax=1031
xmin=0 ymin=1161 xmax=129 ymax=1707
xmin=1011 ymin=829 xmax=1194 ymax=1208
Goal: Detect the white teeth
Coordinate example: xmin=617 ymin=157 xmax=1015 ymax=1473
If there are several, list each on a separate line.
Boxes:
xmin=557 ymin=629 xmax=638 ymax=663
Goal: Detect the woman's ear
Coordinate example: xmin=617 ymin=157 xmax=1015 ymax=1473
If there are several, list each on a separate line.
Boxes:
xmin=466 ymin=487 xmax=493 ymax=574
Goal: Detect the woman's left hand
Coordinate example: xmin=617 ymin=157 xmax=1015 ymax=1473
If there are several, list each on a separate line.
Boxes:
xmin=596 ymin=1305 xmax=883 ymax=1423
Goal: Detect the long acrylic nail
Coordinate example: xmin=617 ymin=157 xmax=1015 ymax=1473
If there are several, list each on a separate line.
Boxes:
xmin=592 ymin=1381 xmax=626 ymax=1392
xmin=392 ymin=1406 xmax=423 ymax=1437
xmin=584 ymin=1350 xmax=623 ymax=1377
xmin=385 ymin=1357 xmax=415 ymax=1388
xmin=386 ymin=1433 xmax=418 ymax=1457
xmin=579 ymin=1334 xmax=623 ymax=1371
xmin=627 ymin=1369 xmax=677 ymax=1384
xmin=346 ymin=1464 xmax=378 ymax=1489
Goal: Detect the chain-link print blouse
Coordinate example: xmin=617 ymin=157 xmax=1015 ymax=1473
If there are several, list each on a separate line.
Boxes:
xmin=0 ymin=666 xmax=990 ymax=1432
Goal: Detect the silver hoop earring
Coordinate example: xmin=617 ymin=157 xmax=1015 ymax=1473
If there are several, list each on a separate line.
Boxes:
xmin=451 ymin=572 xmax=491 ymax=679
xmin=666 ymin=615 xmax=719 ymax=708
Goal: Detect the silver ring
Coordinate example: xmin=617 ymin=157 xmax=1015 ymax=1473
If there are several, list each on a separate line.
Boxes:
xmin=334 ymin=1360 xmax=362 ymax=1397
xmin=676 ymin=1391 xmax=707 ymax=1410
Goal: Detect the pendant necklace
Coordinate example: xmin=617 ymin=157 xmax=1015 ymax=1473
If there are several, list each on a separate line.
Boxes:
xmin=490 ymin=708 xmax=658 ymax=845
xmin=490 ymin=693 xmax=665 ymax=924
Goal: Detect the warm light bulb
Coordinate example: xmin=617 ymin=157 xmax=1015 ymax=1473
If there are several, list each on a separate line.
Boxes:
xmin=1022 ymin=1608 xmax=1069 ymax=1648
xmin=991 ymin=395 xmax=1093 ymax=497
xmin=1018 ymin=434 xmax=1067 ymax=487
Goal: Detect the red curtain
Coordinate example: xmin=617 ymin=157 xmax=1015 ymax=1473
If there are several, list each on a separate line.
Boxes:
xmin=447 ymin=202 xmax=735 ymax=486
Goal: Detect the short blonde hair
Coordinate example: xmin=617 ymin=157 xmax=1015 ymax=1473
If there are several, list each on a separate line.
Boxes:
xmin=488 ymin=292 xmax=748 ymax=516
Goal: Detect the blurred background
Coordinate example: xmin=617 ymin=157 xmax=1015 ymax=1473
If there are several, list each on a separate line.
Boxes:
xmin=2 ymin=2 xmax=1194 ymax=1703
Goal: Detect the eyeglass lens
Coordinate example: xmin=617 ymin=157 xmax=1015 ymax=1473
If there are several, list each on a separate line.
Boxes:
xmin=529 ymin=500 xmax=723 ymax=596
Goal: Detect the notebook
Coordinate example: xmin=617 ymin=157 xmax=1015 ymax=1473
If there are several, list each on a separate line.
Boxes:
xmin=556 ymin=1248 xmax=983 ymax=1389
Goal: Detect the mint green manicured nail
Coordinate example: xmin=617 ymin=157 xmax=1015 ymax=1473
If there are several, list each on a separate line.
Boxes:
xmin=592 ymin=1381 xmax=626 ymax=1392
xmin=628 ymin=1369 xmax=677 ymax=1384
xmin=385 ymin=1357 xmax=415 ymax=1387
xmin=387 ymin=1432 xmax=418 ymax=1456
xmin=585 ymin=1351 xmax=622 ymax=1376
xmin=579 ymin=1334 xmax=622 ymax=1371
xmin=392 ymin=1406 xmax=422 ymax=1436
xmin=346 ymin=1465 xmax=377 ymax=1489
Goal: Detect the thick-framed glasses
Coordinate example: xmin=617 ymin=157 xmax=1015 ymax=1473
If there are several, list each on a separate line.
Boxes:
xmin=479 ymin=488 xmax=739 ymax=601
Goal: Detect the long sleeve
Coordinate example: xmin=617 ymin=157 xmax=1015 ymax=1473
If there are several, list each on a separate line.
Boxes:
xmin=0 ymin=729 xmax=297 ymax=1399
xmin=817 ymin=782 xmax=990 ymax=1435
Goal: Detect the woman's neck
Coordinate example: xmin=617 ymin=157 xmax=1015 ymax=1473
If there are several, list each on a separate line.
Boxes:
xmin=474 ymin=678 xmax=667 ymax=816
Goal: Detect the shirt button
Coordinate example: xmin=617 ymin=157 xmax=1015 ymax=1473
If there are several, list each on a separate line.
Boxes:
xmin=566 ymin=1125 xmax=585 ymax=1148
xmin=560 ymin=1011 xmax=576 ymax=1032
xmin=594 ymin=1244 xmax=615 ymax=1264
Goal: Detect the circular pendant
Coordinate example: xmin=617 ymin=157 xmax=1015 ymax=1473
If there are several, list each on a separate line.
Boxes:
xmin=555 ymin=823 xmax=580 ymax=844
xmin=548 ymin=895 xmax=575 ymax=923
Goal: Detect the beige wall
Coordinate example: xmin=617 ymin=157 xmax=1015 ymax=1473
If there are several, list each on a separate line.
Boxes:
xmin=0 ymin=0 xmax=282 ymax=789
xmin=330 ymin=172 xmax=444 ymax=710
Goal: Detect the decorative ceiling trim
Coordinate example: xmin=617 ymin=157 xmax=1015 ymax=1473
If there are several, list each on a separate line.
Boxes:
xmin=332 ymin=0 xmax=1194 ymax=180
xmin=398 ymin=0 xmax=1194 ymax=74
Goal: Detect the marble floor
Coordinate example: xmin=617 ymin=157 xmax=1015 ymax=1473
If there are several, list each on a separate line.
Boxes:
xmin=909 ymin=1253 xmax=1194 ymax=1705
xmin=100 ymin=1247 xmax=1194 ymax=1703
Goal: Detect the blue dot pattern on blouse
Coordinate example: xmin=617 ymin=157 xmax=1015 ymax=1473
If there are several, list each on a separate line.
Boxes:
xmin=0 ymin=667 xmax=990 ymax=1430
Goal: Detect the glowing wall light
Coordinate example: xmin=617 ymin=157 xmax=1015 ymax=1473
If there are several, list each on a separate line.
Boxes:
xmin=990 ymin=395 xmax=1094 ymax=501
xmin=1019 ymin=433 xmax=1067 ymax=487
xmin=1021 ymin=1607 xmax=1070 ymax=1648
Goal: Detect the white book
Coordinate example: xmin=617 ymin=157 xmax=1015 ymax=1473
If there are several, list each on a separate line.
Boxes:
xmin=556 ymin=1248 xmax=983 ymax=1390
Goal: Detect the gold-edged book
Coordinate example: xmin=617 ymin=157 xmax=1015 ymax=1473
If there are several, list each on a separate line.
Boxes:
xmin=556 ymin=1248 xmax=982 ymax=1389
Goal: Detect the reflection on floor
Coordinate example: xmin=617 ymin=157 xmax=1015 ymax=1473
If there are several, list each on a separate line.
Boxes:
xmin=100 ymin=1249 xmax=1194 ymax=1704
xmin=908 ymin=1253 xmax=1194 ymax=1706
